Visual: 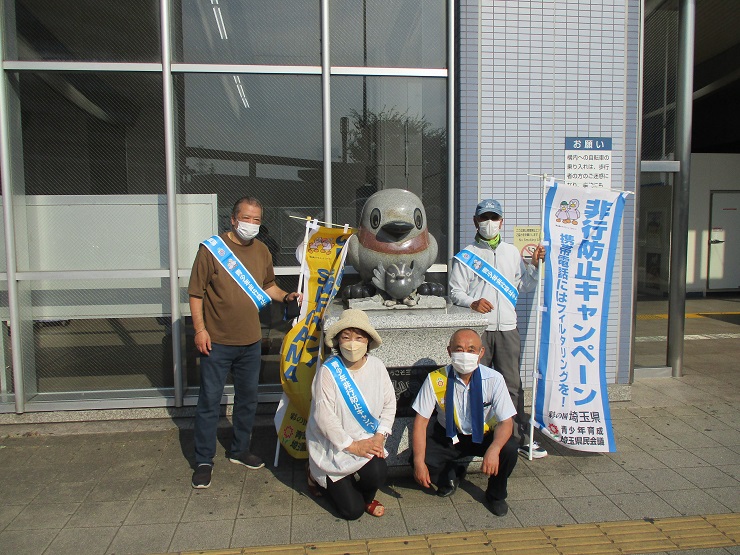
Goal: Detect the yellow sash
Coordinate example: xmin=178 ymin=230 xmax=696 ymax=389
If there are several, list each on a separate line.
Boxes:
xmin=429 ymin=367 xmax=498 ymax=435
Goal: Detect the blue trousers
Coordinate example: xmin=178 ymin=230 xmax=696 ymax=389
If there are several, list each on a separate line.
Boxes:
xmin=194 ymin=341 xmax=261 ymax=466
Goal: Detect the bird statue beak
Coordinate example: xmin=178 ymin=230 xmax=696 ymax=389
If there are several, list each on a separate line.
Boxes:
xmin=380 ymin=221 xmax=414 ymax=241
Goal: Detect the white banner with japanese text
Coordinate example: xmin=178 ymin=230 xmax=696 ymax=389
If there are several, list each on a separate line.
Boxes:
xmin=534 ymin=182 xmax=627 ymax=452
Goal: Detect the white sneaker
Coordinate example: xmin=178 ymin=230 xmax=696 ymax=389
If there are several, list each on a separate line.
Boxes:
xmin=518 ymin=440 xmax=548 ymax=459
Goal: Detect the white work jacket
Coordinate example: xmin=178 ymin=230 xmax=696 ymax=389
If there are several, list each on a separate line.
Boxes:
xmin=448 ymin=239 xmax=537 ymax=331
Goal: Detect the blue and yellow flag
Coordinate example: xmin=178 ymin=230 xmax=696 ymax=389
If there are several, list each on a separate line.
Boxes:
xmin=274 ymin=223 xmax=351 ymax=458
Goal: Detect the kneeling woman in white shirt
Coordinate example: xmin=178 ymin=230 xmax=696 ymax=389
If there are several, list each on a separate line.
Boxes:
xmin=306 ymin=308 xmax=396 ymax=519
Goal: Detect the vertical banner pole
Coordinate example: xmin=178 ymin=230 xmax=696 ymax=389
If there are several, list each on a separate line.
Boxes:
xmin=527 ymin=174 xmax=551 ymax=461
xmin=273 ymin=439 xmax=281 ymax=468
xmin=294 ymin=219 xmax=315 ymax=322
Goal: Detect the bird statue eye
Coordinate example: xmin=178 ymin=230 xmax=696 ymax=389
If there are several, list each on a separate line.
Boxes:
xmin=370 ymin=208 xmax=381 ymax=229
xmin=414 ymin=208 xmax=423 ymax=230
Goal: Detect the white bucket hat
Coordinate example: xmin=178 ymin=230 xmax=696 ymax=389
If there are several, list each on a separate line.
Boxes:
xmin=324 ymin=309 xmax=382 ymax=351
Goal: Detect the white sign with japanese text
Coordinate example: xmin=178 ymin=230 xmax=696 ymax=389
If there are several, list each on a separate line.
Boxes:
xmin=564 ymin=137 xmax=612 ymax=189
xmin=534 ymin=181 xmax=627 ymax=452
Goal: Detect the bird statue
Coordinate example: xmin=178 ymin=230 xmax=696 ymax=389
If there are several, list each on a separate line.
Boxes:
xmin=344 ymin=189 xmax=443 ymax=307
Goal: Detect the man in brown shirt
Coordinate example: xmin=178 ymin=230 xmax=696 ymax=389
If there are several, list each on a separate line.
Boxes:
xmin=188 ymin=196 xmax=299 ymax=489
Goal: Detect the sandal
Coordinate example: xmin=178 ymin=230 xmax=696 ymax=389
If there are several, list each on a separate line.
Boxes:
xmin=365 ymin=499 xmax=385 ymax=517
xmin=306 ymin=464 xmax=324 ymax=498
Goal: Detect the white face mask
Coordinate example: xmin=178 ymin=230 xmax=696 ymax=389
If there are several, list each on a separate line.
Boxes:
xmin=235 ymin=221 xmax=260 ymax=241
xmin=478 ymin=220 xmax=501 ymax=240
xmin=450 ymin=351 xmax=480 ymax=375
xmin=340 ymin=340 xmax=367 ymax=363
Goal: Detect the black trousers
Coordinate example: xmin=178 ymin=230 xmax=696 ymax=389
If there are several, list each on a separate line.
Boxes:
xmin=325 ymin=455 xmax=387 ymax=520
xmin=419 ymin=422 xmax=518 ymax=501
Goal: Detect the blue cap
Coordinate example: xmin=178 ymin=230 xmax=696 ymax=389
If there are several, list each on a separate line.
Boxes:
xmin=475 ymin=199 xmax=503 ymax=218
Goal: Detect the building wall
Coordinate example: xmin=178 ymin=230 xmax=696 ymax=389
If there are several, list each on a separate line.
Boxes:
xmin=0 ymin=1 xmax=452 ymax=411
xmin=1 ymin=0 xmax=644 ymax=411
xmin=458 ymin=0 xmax=641 ymax=386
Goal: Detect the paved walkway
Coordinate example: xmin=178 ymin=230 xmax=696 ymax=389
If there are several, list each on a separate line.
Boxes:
xmin=1 ymin=299 xmax=739 ymax=555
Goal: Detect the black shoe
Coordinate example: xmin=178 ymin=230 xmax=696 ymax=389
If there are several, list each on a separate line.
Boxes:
xmin=436 ymin=477 xmax=459 ymax=497
xmin=485 ymin=492 xmax=509 ymax=516
xmin=228 ymin=452 xmax=265 ymax=469
xmin=191 ymin=464 xmax=212 ymax=489
xmin=455 ymin=465 xmax=467 ymax=481
xmin=518 ymin=440 xmax=548 ymax=459
xmin=489 ymin=498 xmax=509 ymax=516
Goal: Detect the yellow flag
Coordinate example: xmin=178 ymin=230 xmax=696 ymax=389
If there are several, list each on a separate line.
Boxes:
xmin=275 ymin=225 xmax=351 ymax=458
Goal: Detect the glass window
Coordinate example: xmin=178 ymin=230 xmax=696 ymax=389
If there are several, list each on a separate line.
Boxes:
xmin=15 ymin=71 xmax=166 ymax=272
xmin=8 ymin=0 xmax=161 ymax=62
xmin=173 ymin=0 xmax=320 ymax=66
xmin=642 ymin=5 xmax=678 ymax=160
xmin=331 ymin=0 xmax=446 ymax=68
xmin=637 ymin=2 xmax=679 ymax=371
xmin=634 ymin=172 xmax=672 ymax=370
xmin=0 ymin=174 xmax=5 ymax=273
xmin=175 ymin=74 xmax=324 ymax=386
xmin=175 ymin=73 xmax=324 ymax=267
xmin=30 ymin=278 xmax=172 ymax=393
xmin=18 ymin=72 xmax=165 ymax=196
xmin=1 ymin=125 xmax=11 ymax=405
xmin=176 ymin=73 xmax=321 ymax=391
xmin=331 ymin=76 xmax=448 ymax=262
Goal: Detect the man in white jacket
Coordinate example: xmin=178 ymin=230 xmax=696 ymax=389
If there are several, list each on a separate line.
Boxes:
xmin=448 ymin=199 xmax=547 ymax=458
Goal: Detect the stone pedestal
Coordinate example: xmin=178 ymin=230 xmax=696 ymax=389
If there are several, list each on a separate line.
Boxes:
xmin=325 ymin=300 xmax=490 ymax=466
xmin=325 ymin=301 xmax=489 ymax=368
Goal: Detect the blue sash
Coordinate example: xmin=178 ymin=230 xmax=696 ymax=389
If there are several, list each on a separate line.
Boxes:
xmin=202 ymin=235 xmax=271 ymax=311
xmin=454 ymin=248 xmax=518 ymax=308
xmin=445 ymin=366 xmax=485 ymax=444
xmin=324 ymin=355 xmax=379 ymax=435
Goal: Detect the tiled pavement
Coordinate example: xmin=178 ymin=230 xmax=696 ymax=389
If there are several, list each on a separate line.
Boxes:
xmin=1 ymin=301 xmax=739 ymax=555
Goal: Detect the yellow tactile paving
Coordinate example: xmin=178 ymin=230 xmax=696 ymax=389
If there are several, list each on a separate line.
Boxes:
xmin=432 ymin=546 xmax=493 ymax=555
xmin=157 ymin=513 xmax=740 ymax=555
xmin=653 ymin=515 xmax=735 ymax=549
xmin=486 ymin=528 xmax=560 ymax=554
xmin=555 ymin=546 xmax=617 ymax=555
xmin=242 ymin=548 xmax=305 ymax=555
xmin=427 ymin=530 xmax=493 ymax=554
xmin=368 ymin=537 xmax=429 ymax=554
xmin=549 ymin=537 xmax=615 ymax=549
xmin=368 ymin=550 xmax=432 ymax=555
xmin=304 ymin=540 xmax=369 ymax=554
xmin=496 ymin=549 xmax=556 ymax=555
xmin=597 ymin=519 xmax=676 ymax=552
xmin=544 ymin=522 xmax=631 ymax=555
xmin=707 ymin=513 xmax=740 ymax=542
xmin=487 ymin=526 xmax=552 ymax=550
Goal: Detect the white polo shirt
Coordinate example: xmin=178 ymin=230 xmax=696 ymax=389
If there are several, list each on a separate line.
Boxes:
xmin=412 ymin=364 xmax=516 ymax=434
